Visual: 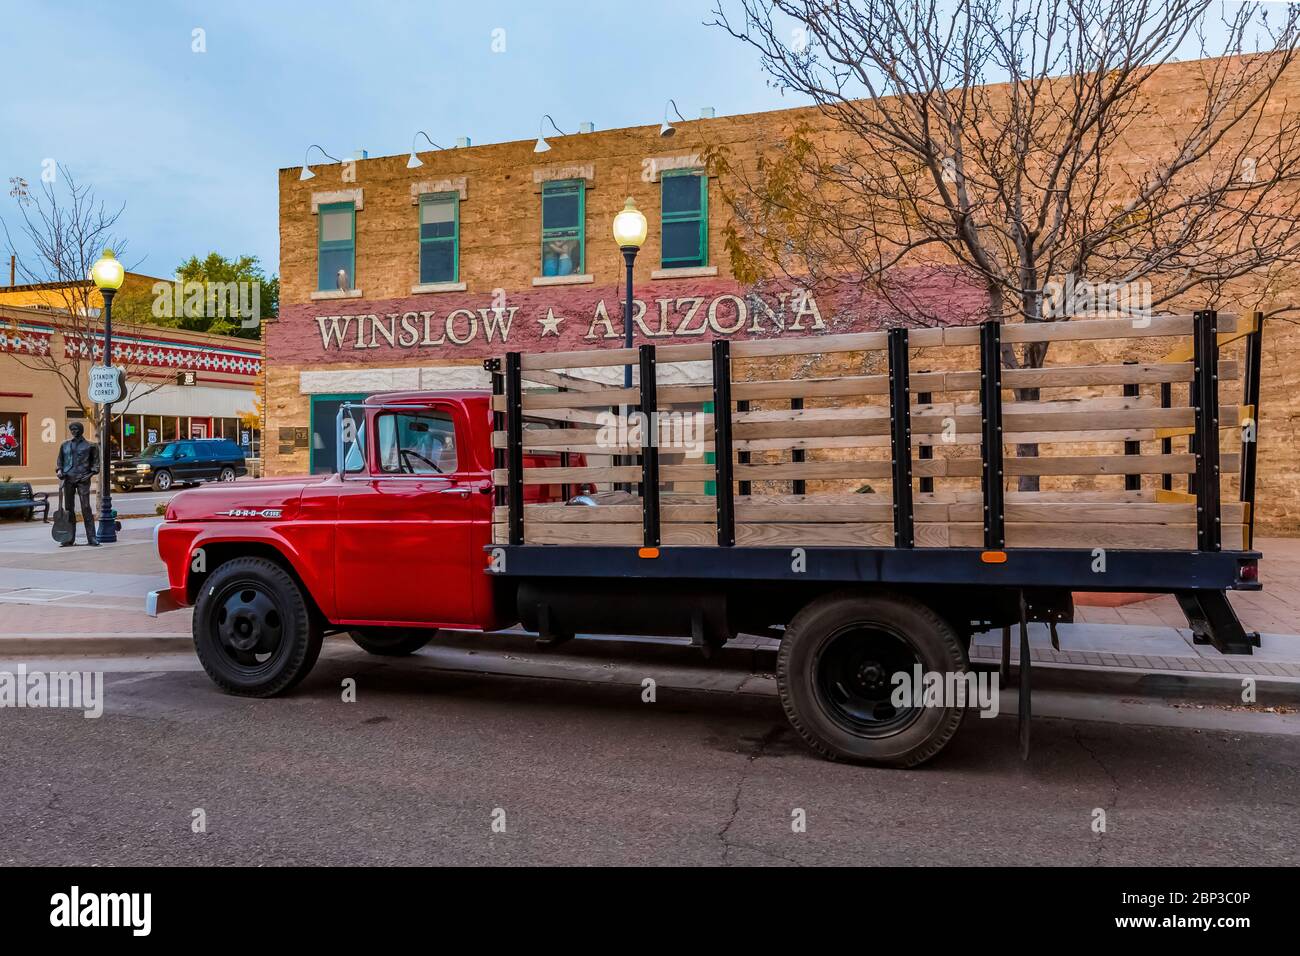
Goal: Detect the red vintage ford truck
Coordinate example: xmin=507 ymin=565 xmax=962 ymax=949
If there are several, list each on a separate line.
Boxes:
xmin=150 ymin=316 xmax=1266 ymax=767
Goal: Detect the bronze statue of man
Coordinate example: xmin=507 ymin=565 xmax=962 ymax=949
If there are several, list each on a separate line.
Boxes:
xmin=55 ymin=422 xmax=99 ymax=547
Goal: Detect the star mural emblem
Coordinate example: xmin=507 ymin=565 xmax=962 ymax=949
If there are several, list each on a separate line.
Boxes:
xmin=538 ymin=308 xmax=564 ymax=337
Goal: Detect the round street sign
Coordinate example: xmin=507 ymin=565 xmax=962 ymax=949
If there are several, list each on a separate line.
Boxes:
xmin=88 ymin=365 xmax=125 ymax=405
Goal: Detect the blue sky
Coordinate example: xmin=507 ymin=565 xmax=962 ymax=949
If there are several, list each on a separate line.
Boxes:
xmin=0 ymin=0 xmax=795 ymax=280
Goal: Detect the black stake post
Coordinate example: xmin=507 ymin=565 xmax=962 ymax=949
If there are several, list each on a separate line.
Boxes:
xmin=504 ymin=351 xmax=525 ymax=546
xmin=1192 ymin=310 xmax=1221 ymax=552
xmin=887 ymin=328 xmax=914 ymax=548
xmin=639 ymin=344 xmax=660 ymax=548
xmin=1159 ymin=381 xmax=1173 ymax=492
xmin=1122 ymin=359 xmax=1141 ymax=491
xmin=790 ymin=397 xmax=805 ymax=496
xmin=916 ymin=370 xmax=934 ymax=494
xmin=737 ymin=400 xmax=751 ymax=497
xmin=485 ymin=358 xmax=506 ymax=509
xmin=1240 ymin=312 xmax=1264 ymax=550
xmin=979 ymin=321 xmax=1006 ymax=550
xmin=1187 ymin=368 xmax=1198 ymax=496
xmin=711 ymin=340 xmax=735 ymax=547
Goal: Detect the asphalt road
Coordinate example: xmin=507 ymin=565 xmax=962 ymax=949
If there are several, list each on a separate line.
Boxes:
xmin=3 ymin=646 xmax=1298 ymax=866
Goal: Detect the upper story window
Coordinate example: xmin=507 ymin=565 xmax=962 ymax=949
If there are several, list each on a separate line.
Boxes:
xmin=376 ymin=409 xmax=458 ymax=475
xmin=541 ymin=180 xmax=584 ymax=277
xmin=419 ymin=193 xmax=459 ymax=284
xmin=660 ymin=170 xmax=707 ymax=269
xmin=318 ymin=201 xmax=356 ymax=291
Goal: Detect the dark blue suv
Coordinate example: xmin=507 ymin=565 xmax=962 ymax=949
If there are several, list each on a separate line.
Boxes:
xmin=113 ymin=438 xmax=247 ymax=492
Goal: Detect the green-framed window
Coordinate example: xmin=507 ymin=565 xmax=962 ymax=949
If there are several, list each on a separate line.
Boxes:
xmin=660 ymin=170 xmax=708 ymax=269
xmin=419 ymin=193 xmax=459 ymax=284
xmin=540 ymin=179 xmax=585 ymax=277
xmin=318 ymin=201 xmax=356 ymax=291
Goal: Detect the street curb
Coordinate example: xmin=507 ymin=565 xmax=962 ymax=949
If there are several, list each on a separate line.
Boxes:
xmin=0 ymin=636 xmax=191 ymax=656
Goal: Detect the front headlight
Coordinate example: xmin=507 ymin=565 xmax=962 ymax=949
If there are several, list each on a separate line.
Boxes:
xmin=136 ymin=464 xmax=151 ymax=471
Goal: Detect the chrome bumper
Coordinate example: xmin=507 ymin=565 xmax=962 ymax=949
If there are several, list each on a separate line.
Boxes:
xmin=145 ymin=588 xmax=183 ymax=617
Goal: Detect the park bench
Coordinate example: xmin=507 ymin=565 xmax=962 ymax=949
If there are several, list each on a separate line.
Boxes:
xmin=0 ymin=481 xmax=50 ymax=522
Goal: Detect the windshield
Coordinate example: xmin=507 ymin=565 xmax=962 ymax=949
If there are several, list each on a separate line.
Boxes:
xmin=141 ymin=443 xmax=175 ymax=459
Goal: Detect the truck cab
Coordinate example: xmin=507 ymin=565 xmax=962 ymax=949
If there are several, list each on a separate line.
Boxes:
xmin=151 ymin=390 xmax=583 ymax=695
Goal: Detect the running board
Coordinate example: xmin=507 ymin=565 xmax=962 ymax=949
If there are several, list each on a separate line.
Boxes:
xmin=1175 ymin=590 xmax=1260 ymax=655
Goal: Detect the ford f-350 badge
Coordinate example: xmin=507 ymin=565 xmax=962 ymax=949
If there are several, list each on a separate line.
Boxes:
xmin=216 ymin=508 xmax=282 ymax=518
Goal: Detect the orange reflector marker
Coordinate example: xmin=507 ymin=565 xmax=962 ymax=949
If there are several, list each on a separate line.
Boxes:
xmin=981 ymin=551 xmax=1008 ymax=564
xmin=638 ymin=547 xmax=660 ymax=559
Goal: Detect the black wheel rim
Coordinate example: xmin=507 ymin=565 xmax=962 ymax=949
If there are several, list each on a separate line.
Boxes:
xmin=208 ymin=579 xmax=288 ymax=675
xmin=814 ymin=624 xmax=925 ymax=737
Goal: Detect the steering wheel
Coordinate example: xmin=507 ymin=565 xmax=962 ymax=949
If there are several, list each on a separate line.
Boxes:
xmin=399 ymin=448 xmax=443 ymax=474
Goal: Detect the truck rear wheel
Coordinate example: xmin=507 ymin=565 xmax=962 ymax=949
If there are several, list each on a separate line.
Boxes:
xmin=777 ymin=592 xmax=968 ymax=768
xmin=193 ymin=557 xmax=323 ymax=697
xmin=348 ymin=628 xmax=433 ymax=656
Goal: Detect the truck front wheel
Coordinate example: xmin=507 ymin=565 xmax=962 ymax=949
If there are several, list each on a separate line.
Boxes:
xmin=193 ymin=557 xmax=323 ymax=697
xmin=348 ymin=628 xmax=433 ymax=656
xmin=777 ymin=592 xmax=968 ymax=768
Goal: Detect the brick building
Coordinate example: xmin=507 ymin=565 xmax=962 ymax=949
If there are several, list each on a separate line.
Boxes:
xmin=268 ymin=64 xmax=1300 ymax=531
xmin=269 ymin=100 xmax=968 ymax=474
xmin=0 ymin=302 xmax=263 ymax=484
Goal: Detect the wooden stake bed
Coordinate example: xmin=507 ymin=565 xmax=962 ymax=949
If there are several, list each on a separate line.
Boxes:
xmin=486 ymin=311 xmax=1264 ymax=578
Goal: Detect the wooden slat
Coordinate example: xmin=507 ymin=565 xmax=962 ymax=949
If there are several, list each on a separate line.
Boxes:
xmin=512 ymin=315 xmax=1238 ymax=371
xmin=1159 ymin=313 xmax=1257 ymax=364
xmin=947 ymin=501 xmax=1246 ymax=524
xmin=939 ymin=314 xmax=1236 ymax=347
xmin=948 ymin=522 xmax=1245 ymax=550
xmin=517 ymin=386 xmax=639 ymax=409
xmin=494 ymin=518 xmax=1245 ymax=550
xmin=494 ymin=451 xmax=1238 ymax=482
xmin=493 ymin=427 xmax=1167 ymax=454
xmin=519 ymin=369 xmax=609 ymax=391
xmin=943 ymin=360 xmax=1238 ymax=392
xmin=493 ymin=466 xmax=641 ymax=485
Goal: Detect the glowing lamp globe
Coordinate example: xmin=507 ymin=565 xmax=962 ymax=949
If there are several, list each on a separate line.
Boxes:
xmin=612 ymin=198 xmax=647 ymax=250
xmin=91 ymin=250 xmax=125 ymax=291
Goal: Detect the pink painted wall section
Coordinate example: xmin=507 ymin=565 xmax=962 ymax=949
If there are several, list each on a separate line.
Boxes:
xmin=271 ymin=272 xmax=988 ymax=365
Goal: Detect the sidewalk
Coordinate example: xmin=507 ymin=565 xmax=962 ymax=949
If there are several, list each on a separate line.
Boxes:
xmin=0 ymin=517 xmax=191 ymax=654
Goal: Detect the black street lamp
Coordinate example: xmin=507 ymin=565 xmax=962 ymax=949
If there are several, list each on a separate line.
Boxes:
xmin=91 ymin=249 xmax=124 ymax=544
xmin=611 ymin=197 xmax=648 ymax=387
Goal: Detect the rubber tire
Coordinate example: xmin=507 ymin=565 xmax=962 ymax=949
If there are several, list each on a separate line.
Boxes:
xmin=115 ymin=484 xmax=134 ymax=493
xmin=194 ymin=557 xmax=323 ymax=697
xmin=777 ymin=591 xmax=968 ymax=768
xmin=349 ymin=628 xmax=434 ymax=656
xmin=152 ymin=470 xmax=173 ymax=491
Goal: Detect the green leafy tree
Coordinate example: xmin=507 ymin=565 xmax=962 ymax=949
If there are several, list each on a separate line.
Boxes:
xmin=117 ymin=252 xmax=278 ymax=339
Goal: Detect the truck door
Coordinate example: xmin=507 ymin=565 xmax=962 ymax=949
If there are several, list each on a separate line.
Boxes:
xmin=333 ymin=404 xmax=476 ymax=626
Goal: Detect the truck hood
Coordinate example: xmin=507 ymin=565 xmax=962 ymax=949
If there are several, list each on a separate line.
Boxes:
xmin=163 ymin=475 xmax=328 ymax=522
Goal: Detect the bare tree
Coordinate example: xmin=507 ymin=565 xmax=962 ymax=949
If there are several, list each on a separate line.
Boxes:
xmin=2 ymin=166 xmax=167 ymax=438
xmin=707 ymin=0 xmax=1300 ymax=486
